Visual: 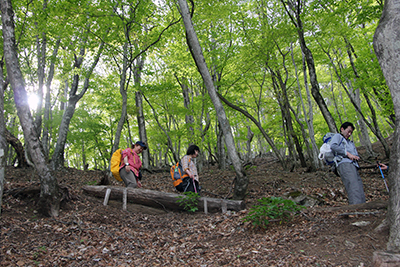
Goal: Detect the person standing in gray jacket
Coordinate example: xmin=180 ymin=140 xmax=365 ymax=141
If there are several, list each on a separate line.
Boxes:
xmin=330 ymin=122 xmax=366 ymax=205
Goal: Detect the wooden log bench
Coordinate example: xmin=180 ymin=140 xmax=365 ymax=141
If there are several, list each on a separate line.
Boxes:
xmin=82 ymin=185 xmax=246 ymax=213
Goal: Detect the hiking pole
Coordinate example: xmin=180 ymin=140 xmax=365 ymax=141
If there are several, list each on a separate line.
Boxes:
xmin=193 ymin=178 xmax=197 ymax=193
xmin=377 ymin=163 xmax=389 ymax=193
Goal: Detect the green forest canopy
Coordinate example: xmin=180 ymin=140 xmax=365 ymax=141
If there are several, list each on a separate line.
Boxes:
xmin=2 ymin=0 xmax=392 ymax=170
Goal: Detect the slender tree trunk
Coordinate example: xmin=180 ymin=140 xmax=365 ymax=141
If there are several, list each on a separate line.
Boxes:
xmin=111 ymin=42 xmax=130 ymax=163
xmin=291 ymin=45 xmax=319 ymax=170
xmin=345 ymin=44 xmax=376 ymax=158
xmin=34 ymin=39 xmax=45 ymax=137
xmin=198 ymin=109 xmax=211 ymax=172
xmin=329 ymin=71 xmax=343 ymax=125
xmin=281 ymin=0 xmax=337 ymax=133
xmin=43 ymin=38 xmax=60 ymax=159
xmin=216 ymin=122 xmax=226 ymax=170
xmin=135 ymin=90 xmax=149 ymax=168
xmin=52 ymin=38 xmax=105 ymax=170
xmin=245 ymin=126 xmax=254 ymax=163
xmin=0 ymin=60 xmax=6 ymax=215
xmin=1 ymin=0 xmax=60 ymax=217
xmin=133 ymin=56 xmax=150 ymax=170
xmin=82 ymin=140 xmax=87 ymax=170
xmin=272 ymin=68 xmax=306 ymax=168
xmin=373 ymin=0 xmax=400 ymax=252
xmin=34 ymin=3 xmax=47 ymax=138
xmin=60 ymin=80 xmax=68 ymax=111
xmin=301 ymin=49 xmax=321 ymax=168
xmin=177 ymin=0 xmax=247 ymax=199
xmin=175 ymin=74 xmax=195 ymax=138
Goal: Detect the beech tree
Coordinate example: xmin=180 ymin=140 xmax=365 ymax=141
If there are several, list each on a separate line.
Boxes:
xmin=51 ymin=36 xmax=106 ymax=170
xmin=177 ymin=0 xmax=248 ymax=199
xmin=1 ymin=0 xmax=60 ymax=217
xmin=280 ymin=0 xmax=338 ymax=133
xmin=373 ymin=0 xmax=400 ymax=252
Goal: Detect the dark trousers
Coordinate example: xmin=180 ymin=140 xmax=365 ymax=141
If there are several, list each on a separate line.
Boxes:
xmin=176 ymin=177 xmax=200 ymax=193
xmin=119 ymin=169 xmax=141 ymax=188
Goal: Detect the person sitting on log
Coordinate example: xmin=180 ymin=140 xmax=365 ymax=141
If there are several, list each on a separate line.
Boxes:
xmin=119 ymin=141 xmax=147 ymax=188
xmin=175 ymin=145 xmax=201 ymax=193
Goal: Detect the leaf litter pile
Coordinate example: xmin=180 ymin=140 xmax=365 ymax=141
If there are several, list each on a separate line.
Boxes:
xmin=0 ymin=141 xmax=391 ymax=266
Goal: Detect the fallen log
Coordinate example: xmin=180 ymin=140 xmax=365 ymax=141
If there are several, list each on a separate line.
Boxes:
xmin=82 ymin=185 xmax=246 ymax=213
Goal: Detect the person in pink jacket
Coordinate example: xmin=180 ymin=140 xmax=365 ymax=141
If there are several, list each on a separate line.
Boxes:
xmin=119 ymin=141 xmax=147 ymax=188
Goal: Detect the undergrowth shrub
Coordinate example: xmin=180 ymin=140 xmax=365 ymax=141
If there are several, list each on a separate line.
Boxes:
xmin=176 ymin=191 xmax=200 ymax=212
xmin=243 ymin=196 xmax=305 ymax=229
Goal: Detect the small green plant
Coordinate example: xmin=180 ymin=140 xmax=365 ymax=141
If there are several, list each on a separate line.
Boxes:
xmin=86 ymin=181 xmax=97 ymax=185
xmin=243 ymin=197 xmax=305 ymax=229
xmin=176 ymin=191 xmax=200 ymax=212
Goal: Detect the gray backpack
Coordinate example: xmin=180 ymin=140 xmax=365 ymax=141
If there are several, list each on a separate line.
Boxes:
xmin=318 ymin=133 xmax=344 ymax=166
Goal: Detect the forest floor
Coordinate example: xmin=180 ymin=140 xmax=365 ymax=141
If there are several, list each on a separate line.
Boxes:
xmin=0 ymin=138 xmax=393 ymax=267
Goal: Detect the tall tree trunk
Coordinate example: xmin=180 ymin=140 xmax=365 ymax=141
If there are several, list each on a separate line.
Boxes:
xmin=81 ymin=140 xmax=87 ymax=170
xmin=373 ymin=0 xmax=400 ymax=252
xmin=133 ymin=56 xmax=150 ymax=170
xmin=136 ymin=90 xmax=149 ymax=168
xmin=0 ymin=59 xmax=6 ymax=215
xmin=281 ymin=0 xmax=337 ymax=133
xmin=111 ymin=42 xmax=129 ymax=160
xmin=329 ymin=71 xmax=343 ymax=125
xmin=34 ymin=2 xmax=47 ymax=138
xmin=1 ymin=0 xmax=60 ymax=217
xmin=216 ymin=122 xmax=226 ymax=170
xmin=245 ymin=126 xmax=254 ymax=163
xmin=60 ymin=80 xmax=68 ymax=111
xmin=291 ymin=44 xmax=319 ymax=170
xmin=42 ymin=38 xmax=61 ymax=159
xmin=301 ymin=48 xmax=321 ymax=168
xmin=175 ymin=74 xmax=195 ymax=138
xmin=345 ymin=43 xmax=376 ymax=158
xmin=275 ymin=86 xmax=296 ymax=165
xmin=271 ymin=67 xmax=307 ymax=168
xmin=177 ymin=0 xmax=247 ymax=199
xmin=52 ymin=36 xmax=105 ymax=170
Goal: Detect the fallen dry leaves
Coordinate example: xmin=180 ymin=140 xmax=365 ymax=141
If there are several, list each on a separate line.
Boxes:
xmin=1 ymin=147 xmax=391 ymax=266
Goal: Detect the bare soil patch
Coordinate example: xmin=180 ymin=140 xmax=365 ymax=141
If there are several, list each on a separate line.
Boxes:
xmin=0 ymin=140 xmax=391 ymax=266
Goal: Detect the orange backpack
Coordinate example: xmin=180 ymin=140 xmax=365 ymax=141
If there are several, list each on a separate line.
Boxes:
xmin=170 ymin=158 xmax=191 ymax=187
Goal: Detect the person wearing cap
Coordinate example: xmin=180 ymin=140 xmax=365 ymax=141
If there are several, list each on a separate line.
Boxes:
xmin=119 ymin=141 xmax=147 ymax=188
